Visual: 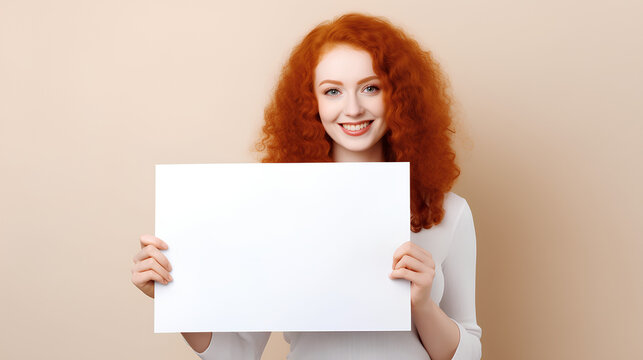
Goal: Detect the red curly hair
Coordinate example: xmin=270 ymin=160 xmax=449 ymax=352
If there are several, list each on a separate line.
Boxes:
xmin=256 ymin=13 xmax=460 ymax=232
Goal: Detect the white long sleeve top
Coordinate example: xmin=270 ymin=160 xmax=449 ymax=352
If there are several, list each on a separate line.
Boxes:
xmin=186 ymin=192 xmax=482 ymax=359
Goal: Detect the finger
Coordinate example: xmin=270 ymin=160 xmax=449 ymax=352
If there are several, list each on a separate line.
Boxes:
xmin=392 ymin=242 xmax=424 ymax=266
xmin=394 ymin=254 xmax=430 ymax=273
xmin=133 ymin=257 xmax=173 ymax=282
xmin=392 ymin=241 xmax=432 ymax=269
xmin=132 ymin=269 xmax=167 ymax=287
xmin=133 ymin=245 xmax=173 ymax=272
xmin=389 ymin=268 xmax=424 ymax=284
xmin=139 ymin=234 xmax=168 ymax=250
xmin=133 ymin=257 xmax=173 ymax=283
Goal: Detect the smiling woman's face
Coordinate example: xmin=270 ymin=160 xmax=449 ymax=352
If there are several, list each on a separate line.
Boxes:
xmin=314 ymin=45 xmax=388 ymax=159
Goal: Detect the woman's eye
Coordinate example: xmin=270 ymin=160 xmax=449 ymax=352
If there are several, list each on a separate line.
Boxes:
xmin=363 ymin=85 xmax=380 ymax=93
xmin=324 ymin=88 xmax=340 ymax=96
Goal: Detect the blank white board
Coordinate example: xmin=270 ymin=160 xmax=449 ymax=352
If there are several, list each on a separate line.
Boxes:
xmin=154 ymin=162 xmax=410 ymax=333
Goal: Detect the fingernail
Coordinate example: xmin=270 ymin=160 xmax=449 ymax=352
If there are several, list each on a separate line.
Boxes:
xmin=169 ymin=275 xmax=173 ymax=281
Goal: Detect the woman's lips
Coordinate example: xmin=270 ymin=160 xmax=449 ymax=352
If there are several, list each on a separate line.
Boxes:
xmin=339 ymin=120 xmax=373 ymax=136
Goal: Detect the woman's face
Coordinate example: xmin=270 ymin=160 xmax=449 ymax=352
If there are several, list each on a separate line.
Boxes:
xmin=314 ymin=45 xmax=388 ymax=156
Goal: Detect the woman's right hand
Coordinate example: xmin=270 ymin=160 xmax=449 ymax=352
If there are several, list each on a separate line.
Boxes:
xmin=131 ymin=234 xmax=173 ymax=298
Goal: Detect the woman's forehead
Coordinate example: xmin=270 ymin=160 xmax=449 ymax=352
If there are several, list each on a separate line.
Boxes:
xmin=314 ymin=45 xmax=376 ymax=84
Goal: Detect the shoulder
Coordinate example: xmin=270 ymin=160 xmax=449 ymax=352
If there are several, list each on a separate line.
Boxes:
xmin=442 ymin=191 xmax=467 ymax=212
xmin=440 ymin=192 xmax=472 ymax=228
xmin=412 ymin=192 xmax=473 ymax=263
xmin=417 ymin=192 xmax=472 ymax=233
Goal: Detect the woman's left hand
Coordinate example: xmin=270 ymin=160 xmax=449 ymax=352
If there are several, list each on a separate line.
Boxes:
xmin=390 ymin=241 xmax=436 ymax=309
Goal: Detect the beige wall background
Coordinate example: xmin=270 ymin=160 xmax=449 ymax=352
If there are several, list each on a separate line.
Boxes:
xmin=1 ymin=0 xmax=641 ymax=359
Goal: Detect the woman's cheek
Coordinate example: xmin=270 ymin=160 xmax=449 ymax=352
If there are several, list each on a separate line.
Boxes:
xmin=366 ymin=96 xmax=385 ymax=117
xmin=319 ymin=99 xmax=342 ymax=122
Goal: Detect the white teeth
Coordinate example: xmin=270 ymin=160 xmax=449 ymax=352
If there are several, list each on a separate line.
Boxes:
xmin=342 ymin=122 xmax=370 ymax=131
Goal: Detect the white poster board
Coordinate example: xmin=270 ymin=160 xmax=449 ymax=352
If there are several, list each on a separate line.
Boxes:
xmin=154 ymin=162 xmax=410 ymax=333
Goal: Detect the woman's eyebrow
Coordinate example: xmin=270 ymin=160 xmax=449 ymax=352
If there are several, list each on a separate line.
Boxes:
xmin=318 ymin=75 xmax=379 ymax=87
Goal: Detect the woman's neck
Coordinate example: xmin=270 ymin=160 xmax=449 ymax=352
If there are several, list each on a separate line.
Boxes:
xmin=331 ymin=140 xmax=386 ymax=162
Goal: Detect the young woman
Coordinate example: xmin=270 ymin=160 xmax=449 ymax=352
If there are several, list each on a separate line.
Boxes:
xmin=131 ymin=13 xmax=482 ymax=360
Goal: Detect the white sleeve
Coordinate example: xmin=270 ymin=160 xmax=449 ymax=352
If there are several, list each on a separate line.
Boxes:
xmin=439 ymin=200 xmax=482 ymax=359
xmin=182 ymin=332 xmax=272 ymax=360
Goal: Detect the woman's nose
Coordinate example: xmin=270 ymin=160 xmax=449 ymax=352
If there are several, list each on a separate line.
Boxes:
xmin=343 ymin=93 xmax=365 ymax=117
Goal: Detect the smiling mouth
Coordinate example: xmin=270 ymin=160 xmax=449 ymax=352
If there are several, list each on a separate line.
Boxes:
xmin=338 ymin=120 xmax=374 ymax=136
xmin=339 ymin=120 xmax=373 ymax=131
